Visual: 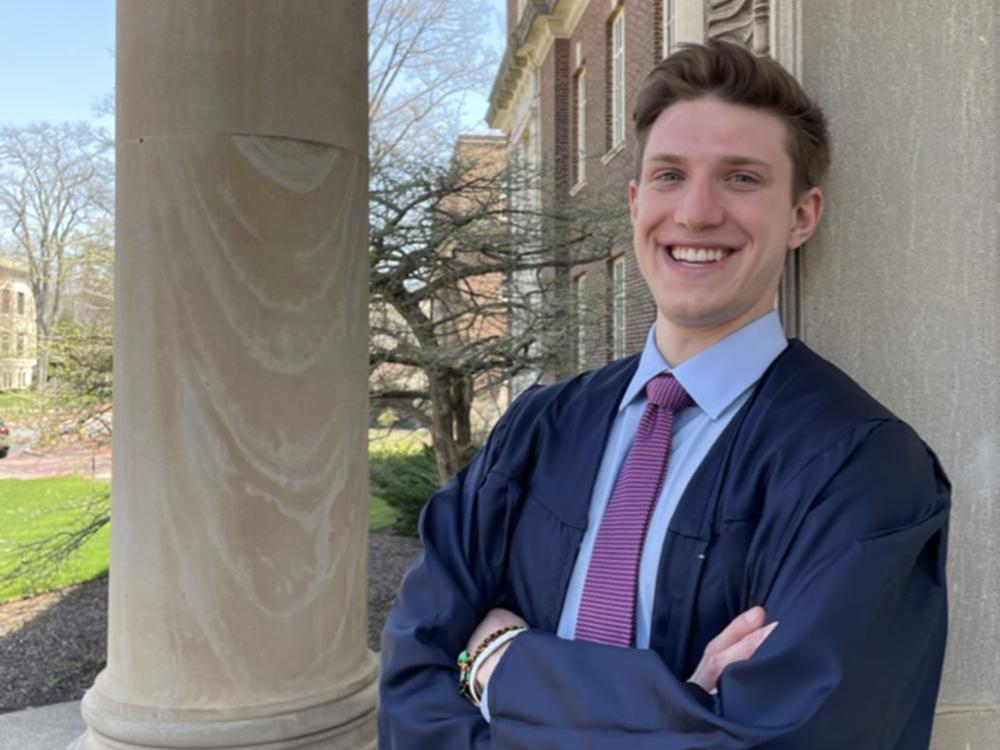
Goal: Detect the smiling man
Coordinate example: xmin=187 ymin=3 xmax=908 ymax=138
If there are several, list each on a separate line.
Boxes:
xmin=379 ymin=41 xmax=950 ymax=749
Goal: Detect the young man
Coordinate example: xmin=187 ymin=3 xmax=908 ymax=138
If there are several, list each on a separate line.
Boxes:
xmin=379 ymin=41 xmax=950 ymax=749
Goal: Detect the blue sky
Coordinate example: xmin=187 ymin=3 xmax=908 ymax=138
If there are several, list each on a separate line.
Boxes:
xmin=0 ymin=1 xmax=116 ymax=126
xmin=0 ymin=0 xmax=506 ymax=131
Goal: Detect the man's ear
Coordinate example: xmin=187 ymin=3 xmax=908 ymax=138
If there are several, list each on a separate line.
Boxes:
xmin=787 ymin=186 xmax=824 ymax=249
xmin=628 ymin=178 xmax=639 ymax=223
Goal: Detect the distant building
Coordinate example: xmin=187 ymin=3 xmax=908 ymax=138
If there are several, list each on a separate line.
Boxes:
xmin=435 ymin=134 xmax=511 ymax=434
xmin=370 ymin=135 xmax=511 ymax=440
xmin=489 ymin=0 xmax=679 ymax=372
xmin=0 ymin=258 xmax=37 ymax=390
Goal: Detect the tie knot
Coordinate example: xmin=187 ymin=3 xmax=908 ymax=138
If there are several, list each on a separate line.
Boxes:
xmin=645 ymin=374 xmax=692 ymax=412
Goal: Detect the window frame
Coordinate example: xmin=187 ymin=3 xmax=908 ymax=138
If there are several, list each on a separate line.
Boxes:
xmin=574 ymin=67 xmax=587 ymax=188
xmin=575 ymin=273 xmax=587 ymax=370
xmin=611 ymin=256 xmax=627 ymax=359
xmin=662 ymin=0 xmax=676 ymax=58
xmin=610 ymin=9 xmax=626 ymax=148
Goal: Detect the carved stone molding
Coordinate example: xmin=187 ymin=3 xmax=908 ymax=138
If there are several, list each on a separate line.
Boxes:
xmin=707 ymin=0 xmax=770 ymax=55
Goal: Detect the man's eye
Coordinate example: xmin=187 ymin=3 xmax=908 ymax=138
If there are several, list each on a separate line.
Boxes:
xmin=729 ymin=173 xmax=760 ymax=184
xmin=655 ymin=170 xmax=683 ymax=182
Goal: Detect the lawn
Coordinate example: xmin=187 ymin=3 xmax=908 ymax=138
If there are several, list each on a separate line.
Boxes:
xmin=0 ymin=476 xmax=110 ymax=602
xmin=0 ymin=389 xmax=48 ymax=423
xmin=0 ymin=477 xmax=398 ymax=604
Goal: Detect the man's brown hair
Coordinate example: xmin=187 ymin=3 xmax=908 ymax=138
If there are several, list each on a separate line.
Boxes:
xmin=633 ymin=40 xmax=830 ymax=199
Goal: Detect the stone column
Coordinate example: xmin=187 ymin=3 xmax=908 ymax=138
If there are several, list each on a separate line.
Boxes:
xmin=770 ymin=0 xmax=999 ymax=747
xmin=73 ymin=2 xmax=373 ymax=748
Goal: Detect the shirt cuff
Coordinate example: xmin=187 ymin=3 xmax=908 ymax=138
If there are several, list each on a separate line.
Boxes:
xmin=479 ymin=682 xmax=492 ymax=722
xmin=477 ymin=630 xmax=525 ymax=722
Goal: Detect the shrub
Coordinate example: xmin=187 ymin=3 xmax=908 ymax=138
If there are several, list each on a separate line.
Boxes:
xmin=369 ymin=445 xmax=441 ymax=537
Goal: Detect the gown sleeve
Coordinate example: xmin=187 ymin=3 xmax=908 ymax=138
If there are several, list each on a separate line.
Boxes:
xmin=377 ymin=388 xmax=537 ymax=749
xmin=485 ymin=419 xmax=950 ymax=750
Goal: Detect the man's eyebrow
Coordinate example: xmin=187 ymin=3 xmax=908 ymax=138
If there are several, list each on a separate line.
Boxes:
xmin=644 ymin=153 xmax=773 ymax=169
xmin=720 ymin=155 xmax=772 ymax=169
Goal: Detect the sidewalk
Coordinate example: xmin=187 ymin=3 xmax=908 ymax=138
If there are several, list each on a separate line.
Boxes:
xmin=0 ymin=700 xmax=84 ymax=750
xmin=0 ymin=444 xmax=110 ymax=480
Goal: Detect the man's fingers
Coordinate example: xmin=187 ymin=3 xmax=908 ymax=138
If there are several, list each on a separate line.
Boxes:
xmin=704 ymin=606 xmax=767 ymax=656
xmin=690 ymin=620 xmax=779 ymax=694
xmin=721 ymin=620 xmax=779 ymax=664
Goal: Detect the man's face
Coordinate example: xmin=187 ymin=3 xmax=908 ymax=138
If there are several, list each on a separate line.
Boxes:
xmin=629 ymin=96 xmax=822 ymax=348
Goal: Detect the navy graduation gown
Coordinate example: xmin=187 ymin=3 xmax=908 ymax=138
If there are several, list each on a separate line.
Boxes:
xmin=378 ymin=340 xmax=950 ymax=749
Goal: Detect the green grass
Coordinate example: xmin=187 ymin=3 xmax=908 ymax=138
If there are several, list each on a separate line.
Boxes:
xmin=0 ymin=390 xmax=44 ymax=414
xmin=0 ymin=476 xmax=111 ymax=602
xmin=368 ymin=428 xmax=431 ymax=455
xmin=369 ymin=493 xmax=399 ymax=531
xmin=0 ymin=476 xmax=400 ymax=603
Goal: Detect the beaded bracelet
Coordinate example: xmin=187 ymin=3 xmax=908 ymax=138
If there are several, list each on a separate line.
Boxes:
xmin=457 ymin=626 xmax=525 ymax=703
xmin=466 ymin=628 xmax=524 ymax=706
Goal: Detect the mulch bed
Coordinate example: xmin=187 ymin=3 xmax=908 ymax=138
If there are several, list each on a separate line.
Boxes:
xmin=0 ymin=530 xmax=422 ymax=714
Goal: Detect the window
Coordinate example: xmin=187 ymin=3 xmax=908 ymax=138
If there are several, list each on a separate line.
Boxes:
xmin=1 ymin=289 xmax=9 ymax=314
xmin=575 ymin=274 xmax=587 ymax=370
xmin=662 ymin=0 xmax=676 ymax=58
xmin=610 ymin=9 xmax=626 ymax=148
xmin=612 ymin=256 xmax=627 ymax=359
xmin=575 ymin=69 xmax=587 ymax=186
xmin=16 ymin=292 xmax=24 ymax=315
xmin=16 ymin=334 xmax=24 ymax=356
xmin=0 ymin=332 xmax=8 ymax=355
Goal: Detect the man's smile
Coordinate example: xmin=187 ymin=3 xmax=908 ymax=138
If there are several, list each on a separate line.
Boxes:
xmin=658 ymin=242 xmax=740 ymax=270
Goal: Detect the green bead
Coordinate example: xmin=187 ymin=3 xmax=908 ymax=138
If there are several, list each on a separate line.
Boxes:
xmin=458 ymin=650 xmax=470 ymax=664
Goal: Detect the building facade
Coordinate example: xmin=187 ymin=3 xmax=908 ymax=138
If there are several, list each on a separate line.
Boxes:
xmin=491 ymin=0 xmax=698 ymax=372
xmin=0 ymin=258 xmax=37 ymax=390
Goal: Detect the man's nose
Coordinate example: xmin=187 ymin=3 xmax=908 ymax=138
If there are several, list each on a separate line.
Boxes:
xmin=674 ymin=179 xmax=724 ymax=230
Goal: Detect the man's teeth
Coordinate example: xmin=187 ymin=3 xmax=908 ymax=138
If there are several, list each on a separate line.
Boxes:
xmin=670 ymin=246 xmax=730 ymax=263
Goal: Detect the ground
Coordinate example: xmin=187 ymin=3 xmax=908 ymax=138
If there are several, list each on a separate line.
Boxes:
xmin=0 ymin=443 xmax=111 ymax=481
xmin=0 ymin=529 xmax=421 ymax=713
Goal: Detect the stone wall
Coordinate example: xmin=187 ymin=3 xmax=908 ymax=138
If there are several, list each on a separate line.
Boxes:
xmin=773 ymin=0 xmax=999 ymax=746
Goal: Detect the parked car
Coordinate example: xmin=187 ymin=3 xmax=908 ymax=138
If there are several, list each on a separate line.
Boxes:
xmin=0 ymin=418 xmax=9 ymax=458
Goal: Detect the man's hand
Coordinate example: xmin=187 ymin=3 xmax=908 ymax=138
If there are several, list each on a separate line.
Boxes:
xmin=467 ymin=605 xmax=775 ymax=699
xmin=687 ymin=606 xmax=778 ymax=694
xmin=466 ymin=608 xmax=528 ymax=695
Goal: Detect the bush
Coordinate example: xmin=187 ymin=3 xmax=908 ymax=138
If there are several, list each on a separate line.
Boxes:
xmin=369 ymin=445 xmax=441 ymax=537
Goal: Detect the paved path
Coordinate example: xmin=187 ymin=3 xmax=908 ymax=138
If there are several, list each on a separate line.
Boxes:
xmin=0 ymin=444 xmax=110 ymax=480
xmin=0 ymin=700 xmax=84 ymax=750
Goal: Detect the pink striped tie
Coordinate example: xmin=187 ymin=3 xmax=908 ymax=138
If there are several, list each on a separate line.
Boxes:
xmin=575 ymin=373 xmax=692 ymax=646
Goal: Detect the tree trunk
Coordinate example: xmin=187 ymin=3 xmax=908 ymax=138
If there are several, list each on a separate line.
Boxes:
xmin=35 ymin=332 xmax=51 ymax=391
xmin=427 ymin=369 xmax=477 ymax=482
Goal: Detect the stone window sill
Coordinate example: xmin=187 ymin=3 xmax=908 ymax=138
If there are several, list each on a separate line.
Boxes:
xmin=601 ymin=142 xmax=626 ymax=165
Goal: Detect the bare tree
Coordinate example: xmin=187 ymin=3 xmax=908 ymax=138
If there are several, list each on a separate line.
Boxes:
xmin=370 ymin=141 xmax=627 ymax=479
xmin=0 ymin=122 xmax=113 ymax=389
xmin=368 ymin=0 xmax=500 ymax=170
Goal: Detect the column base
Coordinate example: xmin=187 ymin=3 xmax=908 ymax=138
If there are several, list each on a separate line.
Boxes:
xmin=930 ymin=704 xmax=1000 ymax=750
xmin=69 ymin=656 xmax=377 ymax=750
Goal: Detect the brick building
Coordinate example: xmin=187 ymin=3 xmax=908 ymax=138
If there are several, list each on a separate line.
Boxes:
xmin=488 ymin=1 xmax=767 ymax=374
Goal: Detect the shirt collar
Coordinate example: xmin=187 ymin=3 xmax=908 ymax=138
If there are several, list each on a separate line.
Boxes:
xmin=619 ymin=310 xmax=788 ymax=420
